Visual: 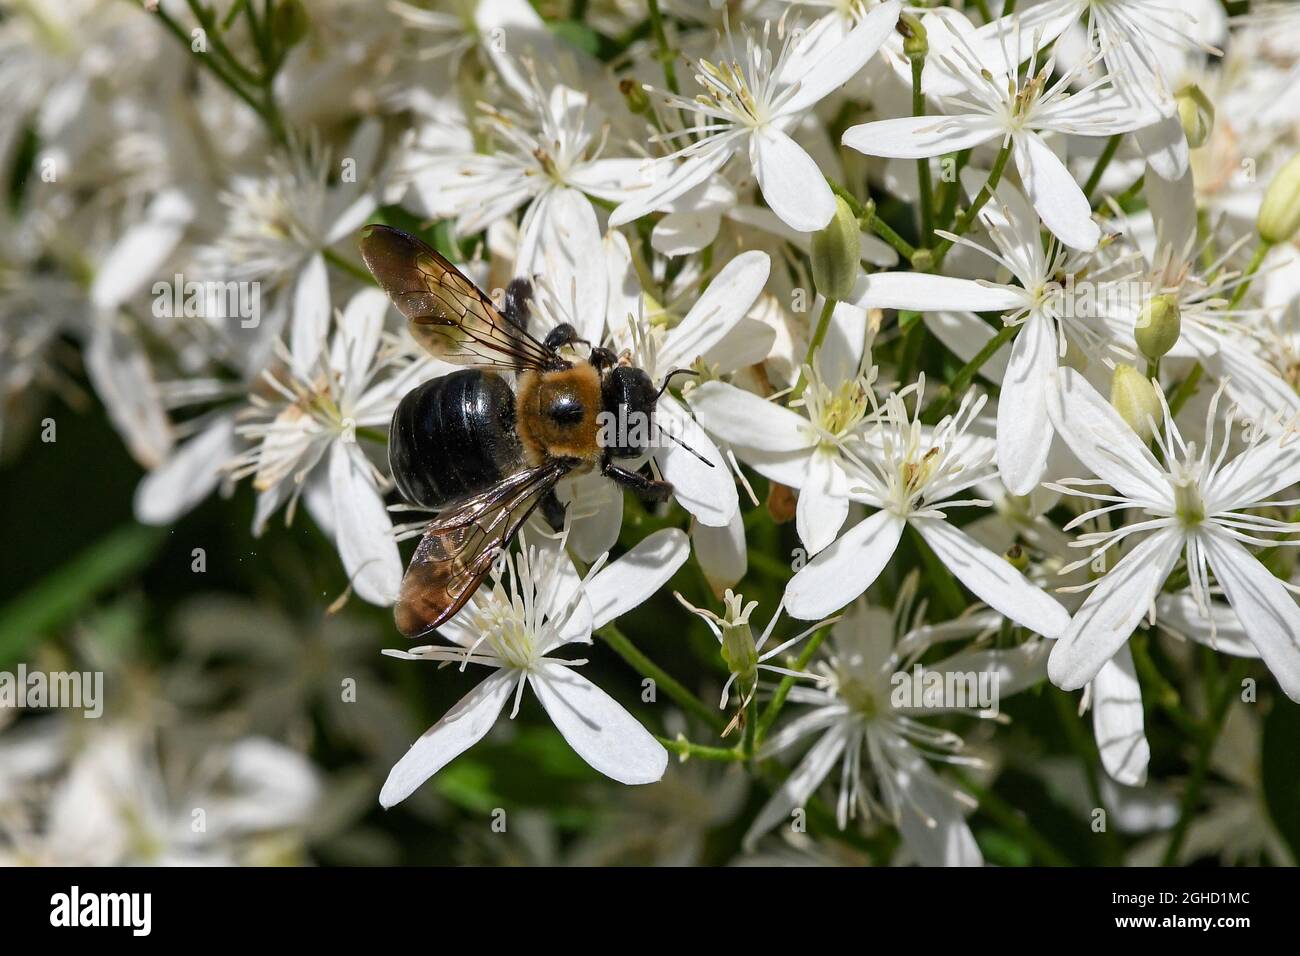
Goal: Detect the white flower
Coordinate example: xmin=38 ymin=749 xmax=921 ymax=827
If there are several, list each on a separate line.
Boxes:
xmin=412 ymin=75 xmax=643 ymax=285
xmin=610 ymin=2 xmax=902 ymax=233
xmin=228 ymin=288 xmax=427 ymax=605
xmin=977 ymin=0 xmax=1225 ymax=180
xmin=208 ymin=122 xmax=382 ymax=375
xmin=677 ymin=590 xmax=832 ymax=716
xmin=606 ymin=249 xmax=773 ymax=529
xmin=379 ymin=530 xmax=689 ymax=806
xmin=783 ymin=383 xmax=1071 ymax=639
xmin=848 ymin=172 xmax=1123 ymax=495
xmin=843 ymin=19 xmax=1159 ymax=250
xmin=1046 ymin=368 xmax=1300 ymax=701
xmin=689 ymin=303 xmax=876 ymax=554
xmin=746 ymin=598 xmax=1039 ymax=865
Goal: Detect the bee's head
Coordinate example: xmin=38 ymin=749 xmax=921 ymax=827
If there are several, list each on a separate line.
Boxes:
xmin=600 ymin=365 xmax=658 ymax=460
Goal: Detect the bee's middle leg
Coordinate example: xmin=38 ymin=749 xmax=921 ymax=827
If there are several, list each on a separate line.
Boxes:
xmin=540 ymin=489 xmax=567 ymax=531
xmin=502 ymin=277 xmax=534 ymax=332
xmin=604 ymin=463 xmax=673 ymax=502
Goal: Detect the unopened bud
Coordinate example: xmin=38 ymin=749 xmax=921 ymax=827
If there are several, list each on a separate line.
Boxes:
xmin=716 ymin=592 xmax=758 ymax=686
xmin=271 ymin=0 xmax=308 ymax=47
xmin=767 ymin=483 xmax=797 ymax=524
xmin=1134 ymin=293 xmax=1181 ymax=362
xmin=898 ymin=13 xmax=928 ymax=60
xmin=1110 ymin=364 xmax=1162 ymax=442
xmin=1004 ymin=543 xmax=1030 ymax=572
xmin=1175 ymin=85 xmax=1214 ymax=150
xmin=619 ymin=78 xmax=650 ymax=115
xmin=1257 ymin=153 xmax=1300 ymax=245
xmin=811 ymin=196 xmax=860 ymax=300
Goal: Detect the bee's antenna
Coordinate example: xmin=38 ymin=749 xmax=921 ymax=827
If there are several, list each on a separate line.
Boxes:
xmin=655 ymin=367 xmax=699 ymax=401
xmin=658 ymin=427 xmax=715 ymax=468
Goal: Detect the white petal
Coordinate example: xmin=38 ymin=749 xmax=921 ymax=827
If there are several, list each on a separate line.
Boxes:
xmin=781 ymin=0 xmax=901 ymax=114
xmin=1051 ymin=368 xmax=1172 ymax=507
xmin=329 ymin=441 xmax=402 ymax=606
xmin=996 ymin=312 xmax=1057 ymax=496
xmin=797 ymin=449 xmax=849 ymax=555
xmin=608 ymin=144 xmax=735 ymax=227
xmin=1092 ymin=646 xmax=1150 ymax=787
xmin=332 ymin=287 xmax=388 ymax=386
xmin=744 ymin=722 xmax=849 ymax=848
xmin=652 ymin=209 xmax=722 ymax=257
xmin=749 ymin=127 xmax=835 ymax=233
xmin=654 ymin=395 xmax=738 ymax=527
xmin=843 ymin=114 xmax=1000 ymax=159
xmin=586 ymin=528 xmax=689 ymax=628
xmin=693 ymin=508 xmax=746 ymax=596
xmin=134 ymin=417 xmax=238 ymax=525
xmin=928 ymin=639 xmax=1051 ymax=698
xmin=784 ymin=510 xmax=907 ymax=619
xmin=379 ymin=669 xmax=514 ymax=807
xmin=848 ymin=271 xmax=1026 ymax=313
xmin=523 ymin=188 xmax=608 ymax=345
xmin=84 ymin=320 xmax=173 ymax=469
xmin=558 ymin=473 xmax=623 ymax=563
xmin=290 ymin=253 xmax=331 ymax=377
xmin=529 ymin=662 xmax=667 ymax=784
xmin=1014 ymin=132 xmax=1100 ymax=251
xmin=90 ymin=189 xmax=193 ymax=309
xmin=687 ymin=381 xmax=811 ymax=453
xmin=889 ymin=739 xmax=982 ymax=866
xmin=1049 ymin=528 xmax=1183 ymax=690
xmin=1201 ymin=530 xmax=1300 ymax=703
xmin=1206 ymin=431 xmax=1300 ymax=514
xmin=659 ymin=251 xmax=771 ymax=370
xmin=1155 ymin=594 xmax=1259 ymax=658
xmin=915 ymin=520 xmax=1070 ymax=638
xmin=1134 ymin=113 xmax=1190 ymax=182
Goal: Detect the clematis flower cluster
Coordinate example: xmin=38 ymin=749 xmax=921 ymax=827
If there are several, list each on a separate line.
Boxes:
xmin=5 ymin=0 xmax=1300 ymax=869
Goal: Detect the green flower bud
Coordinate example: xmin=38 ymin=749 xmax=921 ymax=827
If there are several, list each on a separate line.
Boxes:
xmin=1134 ymin=293 xmax=1181 ymax=362
xmin=1257 ymin=153 xmax=1300 ymax=245
xmin=271 ymin=0 xmax=308 ymax=48
xmin=910 ymin=247 xmax=934 ymax=273
xmin=1004 ymin=543 xmax=1030 ymax=572
xmin=715 ymin=592 xmax=758 ymax=687
xmin=811 ymin=196 xmax=860 ymax=301
xmin=1175 ymin=84 xmax=1214 ymax=150
xmin=619 ymin=78 xmax=650 ymax=115
xmin=897 ymin=13 xmax=928 ymax=61
xmin=1110 ymin=364 xmax=1162 ymax=442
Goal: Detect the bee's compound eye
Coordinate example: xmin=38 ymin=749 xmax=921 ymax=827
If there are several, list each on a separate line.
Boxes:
xmin=547 ymin=392 xmax=585 ymax=426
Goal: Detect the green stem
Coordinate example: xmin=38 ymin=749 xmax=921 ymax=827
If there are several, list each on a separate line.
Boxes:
xmin=1161 ymin=660 xmax=1246 ymax=865
xmin=742 ymin=692 xmax=758 ymax=759
xmin=955 ymin=770 xmax=1071 ymax=866
xmin=911 ymin=57 xmax=934 ymax=244
xmin=1227 ymin=239 xmax=1272 ymax=309
xmin=658 ymin=735 xmax=743 ymax=761
xmin=355 ymin=426 xmax=388 ymax=444
xmin=325 ymin=247 xmax=378 ymax=286
xmin=921 ymin=321 xmax=1020 ymax=424
xmin=646 ymin=0 xmax=679 ymax=95
xmin=598 ymin=623 xmax=725 ymax=733
xmin=827 ymin=180 xmax=916 ymax=260
xmin=932 ymin=139 xmax=1013 ymax=267
xmin=1083 ymin=133 xmax=1123 ymax=204
xmin=1167 ymin=362 xmax=1203 ymax=417
xmin=755 ymin=629 xmax=826 ymax=746
xmin=792 ymin=296 xmax=837 ymax=399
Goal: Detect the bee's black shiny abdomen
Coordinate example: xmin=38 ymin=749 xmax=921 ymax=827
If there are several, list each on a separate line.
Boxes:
xmin=389 ymin=369 xmax=523 ymax=510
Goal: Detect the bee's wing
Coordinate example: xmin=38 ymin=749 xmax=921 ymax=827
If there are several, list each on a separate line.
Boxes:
xmin=394 ymin=460 xmax=572 ymax=637
xmin=358 ymin=224 xmax=560 ymax=371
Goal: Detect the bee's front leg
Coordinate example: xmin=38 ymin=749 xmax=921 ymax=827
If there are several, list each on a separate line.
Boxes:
xmin=604 ymin=462 xmax=673 ymax=502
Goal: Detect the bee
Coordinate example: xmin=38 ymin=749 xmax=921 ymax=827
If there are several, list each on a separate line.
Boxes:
xmin=358 ymin=224 xmax=706 ymax=638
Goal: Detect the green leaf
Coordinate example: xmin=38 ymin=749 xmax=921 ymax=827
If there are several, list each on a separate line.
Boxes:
xmin=0 ymin=523 xmax=166 ymax=667
xmin=1262 ymin=696 xmax=1300 ymax=858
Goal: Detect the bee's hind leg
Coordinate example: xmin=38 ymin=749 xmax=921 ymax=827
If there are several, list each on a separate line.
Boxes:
xmin=604 ymin=463 xmax=673 ymax=502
